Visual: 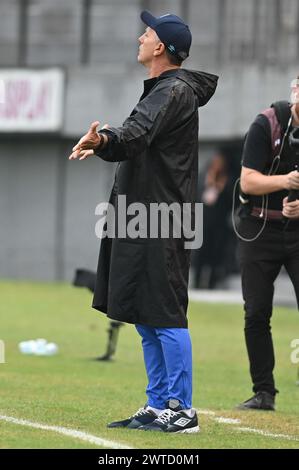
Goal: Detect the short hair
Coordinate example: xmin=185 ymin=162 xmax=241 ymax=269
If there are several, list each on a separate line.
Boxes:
xmin=165 ymin=48 xmax=183 ymax=66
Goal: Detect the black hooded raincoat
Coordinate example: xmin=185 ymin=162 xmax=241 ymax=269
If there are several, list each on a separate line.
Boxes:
xmin=92 ymin=68 xmax=218 ymax=328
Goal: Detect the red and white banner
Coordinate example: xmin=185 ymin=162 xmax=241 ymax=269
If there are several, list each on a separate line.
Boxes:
xmin=0 ymin=68 xmax=64 ymax=132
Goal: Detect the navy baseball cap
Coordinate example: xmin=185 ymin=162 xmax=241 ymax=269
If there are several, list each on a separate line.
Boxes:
xmin=140 ymin=10 xmax=192 ymax=61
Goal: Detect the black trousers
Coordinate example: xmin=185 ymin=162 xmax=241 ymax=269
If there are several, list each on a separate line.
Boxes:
xmin=238 ymin=217 xmax=299 ymax=395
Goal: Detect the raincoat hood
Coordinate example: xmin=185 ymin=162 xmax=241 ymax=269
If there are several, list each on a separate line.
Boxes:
xmin=170 ymin=68 xmax=218 ymax=107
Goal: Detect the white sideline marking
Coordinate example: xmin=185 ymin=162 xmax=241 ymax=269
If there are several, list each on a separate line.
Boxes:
xmin=0 ymin=415 xmax=133 ymax=449
xmin=215 ymin=417 xmax=241 ymax=425
xmin=197 ymin=409 xmax=299 ymax=442
xmin=236 ymin=427 xmax=299 ymax=442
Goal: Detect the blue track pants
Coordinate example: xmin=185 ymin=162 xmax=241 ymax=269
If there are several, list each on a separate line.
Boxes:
xmin=135 ymin=325 xmax=193 ymax=410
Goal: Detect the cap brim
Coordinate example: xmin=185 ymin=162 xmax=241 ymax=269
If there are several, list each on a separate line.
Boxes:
xmin=140 ymin=10 xmax=158 ymax=28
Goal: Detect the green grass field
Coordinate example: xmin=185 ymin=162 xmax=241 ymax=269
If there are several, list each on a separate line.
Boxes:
xmin=0 ymin=280 xmax=298 ymax=449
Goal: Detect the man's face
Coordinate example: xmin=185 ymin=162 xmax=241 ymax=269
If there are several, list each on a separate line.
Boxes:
xmin=290 ymin=78 xmax=299 ymax=105
xmin=138 ymin=27 xmax=161 ymax=65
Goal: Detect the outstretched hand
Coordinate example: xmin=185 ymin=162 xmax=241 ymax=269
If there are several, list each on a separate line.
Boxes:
xmin=69 ymin=121 xmax=109 ymax=161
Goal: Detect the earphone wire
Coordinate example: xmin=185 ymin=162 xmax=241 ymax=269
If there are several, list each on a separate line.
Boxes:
xmin=232 ymin=115 xmax=292 ymax=242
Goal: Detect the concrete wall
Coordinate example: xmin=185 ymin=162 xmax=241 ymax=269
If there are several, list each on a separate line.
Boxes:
xmin=0 ymin=138 xmax=59 ymax=280
xmin=0 ymin=136 xmax=116 ymax=281
xmin=63 ymin=63 xmax=299 ymax=140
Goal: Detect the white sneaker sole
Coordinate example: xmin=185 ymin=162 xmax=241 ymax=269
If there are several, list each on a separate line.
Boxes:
xmin=175 ymin=425 xmax=200 ymax=434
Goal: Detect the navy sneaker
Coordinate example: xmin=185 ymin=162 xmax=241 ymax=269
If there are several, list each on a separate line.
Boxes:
xmin=236 ymin=391 xmax=275 ymax=411
xmin=139 ymin=399 xmax=200 ymax=433
xmin=107 ymin=406 xmax=158 ymax=429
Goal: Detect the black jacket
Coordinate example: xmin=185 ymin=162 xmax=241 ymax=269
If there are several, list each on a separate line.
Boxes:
xmin=92 ymin=68 xmax=218 ymax=327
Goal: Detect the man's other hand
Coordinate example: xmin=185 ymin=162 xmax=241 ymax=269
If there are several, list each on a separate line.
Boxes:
xmin=285 ymin=170 xmax=299 ymax=190
xmin=282 ymin=197 xmax=299 ymax=218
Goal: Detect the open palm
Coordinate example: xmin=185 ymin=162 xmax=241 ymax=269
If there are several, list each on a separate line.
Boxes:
xmin=69 ymin=121 xmax=101 ymax=160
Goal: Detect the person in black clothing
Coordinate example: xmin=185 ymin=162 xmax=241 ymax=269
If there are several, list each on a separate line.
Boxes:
xmin=69 ymin=11 xmax=218 ymax=432
xmin=193 ymin=145 xmax=241 ymax=289
xmin=236 ymin=77 xmax=299 ymax=410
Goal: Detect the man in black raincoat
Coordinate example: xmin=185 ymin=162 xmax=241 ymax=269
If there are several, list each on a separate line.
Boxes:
xmin=70 ymin=10 xmax=218 ymax=433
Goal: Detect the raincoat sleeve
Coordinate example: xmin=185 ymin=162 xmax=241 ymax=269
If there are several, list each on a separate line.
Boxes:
xmin=95 ymin=81 xmax=189 ymax=162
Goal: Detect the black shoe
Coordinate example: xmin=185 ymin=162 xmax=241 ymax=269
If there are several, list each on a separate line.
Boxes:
xmin=139 ymin=400 xmax=200 ymax=433
xmin=107 ymin=406 xmax=158 ymax=429
xmin=236 ymin=391 xmax=275 ymax=411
